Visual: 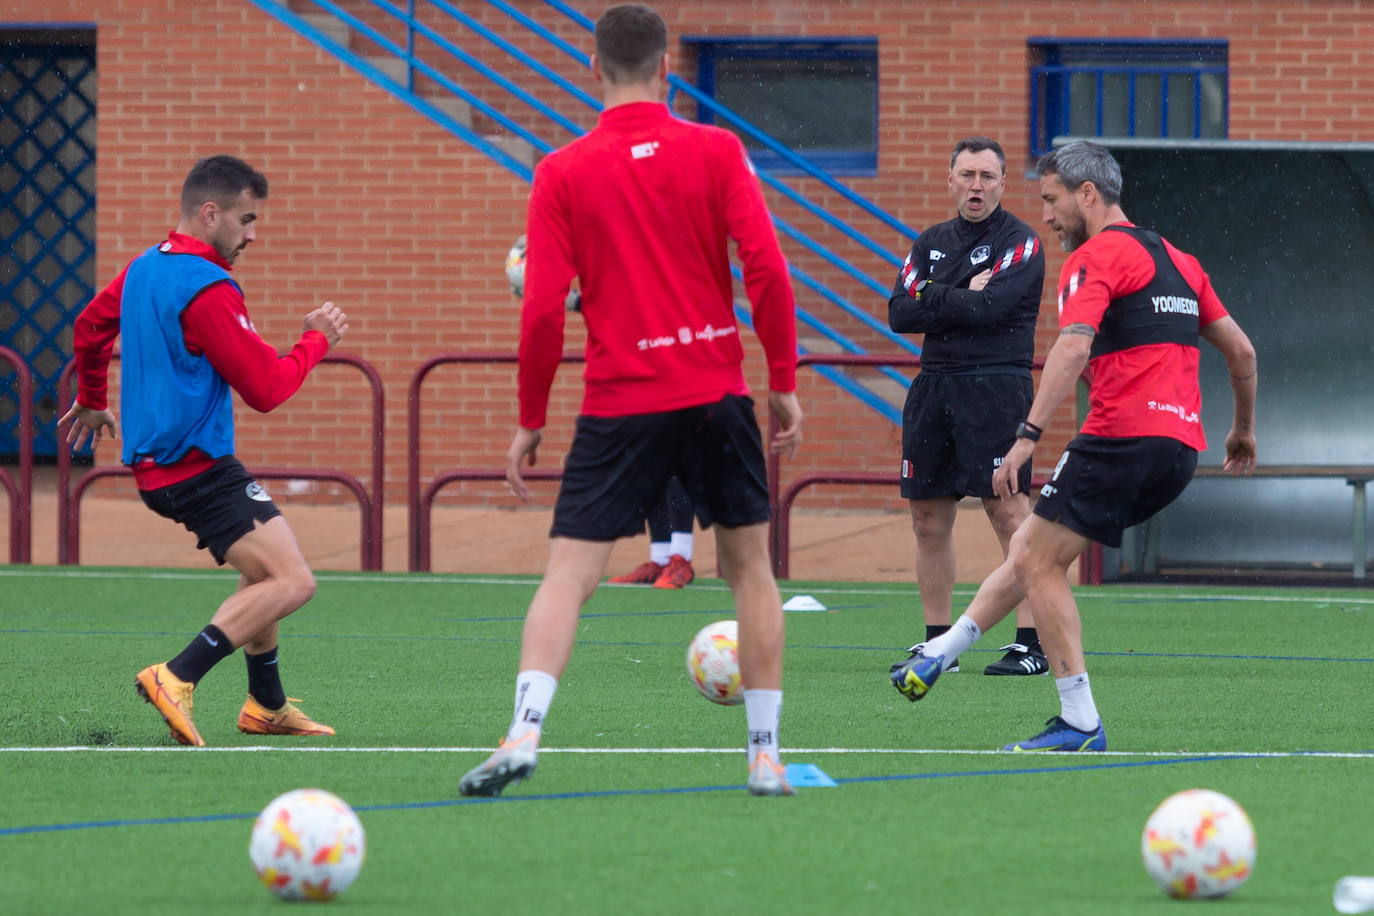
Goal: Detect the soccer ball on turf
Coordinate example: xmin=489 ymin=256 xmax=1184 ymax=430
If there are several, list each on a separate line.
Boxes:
xmin=504 ymin=234 xmax=526 ymax=297
xmin=686 ymin=619 xmax=743 ymax=705
xmin=248 ymin=788 xmax=366 ymax=902
xmin=1141 ymin=788 xmax=1255 ymax=899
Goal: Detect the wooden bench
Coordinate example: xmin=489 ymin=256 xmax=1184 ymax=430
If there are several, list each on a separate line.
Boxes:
xmin=1141 ymin=465 xmax=1374 ymax=579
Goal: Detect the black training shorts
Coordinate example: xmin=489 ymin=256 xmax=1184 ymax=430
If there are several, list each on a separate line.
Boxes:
xmin=139 ymin=456 xmax=282 ymax=564
xmin=1032 ymin=434 xmax=1198 ymax=548
xmin=551 ymin=394 xmax=770 ymax=541
xmin=900 ymin=372 xmax=1033 ymax=500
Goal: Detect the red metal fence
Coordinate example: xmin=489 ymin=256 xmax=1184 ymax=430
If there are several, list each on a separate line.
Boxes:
xmin=406 ymin=352 xmax=582 ymax=571
xmin=0 ymin=345 xmax=33 ymax=563
xmin=55 ymin=353 xmax=387 ymax=569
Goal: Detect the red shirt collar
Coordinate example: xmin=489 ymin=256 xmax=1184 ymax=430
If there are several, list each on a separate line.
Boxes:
xmin=597 ymin=100 xmax=672 ymax=130
xmin=159 ymin=231 xmax=235 ymax=271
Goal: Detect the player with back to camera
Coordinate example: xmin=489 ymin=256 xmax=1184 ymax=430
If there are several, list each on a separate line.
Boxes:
xmin=508 ymin=234 xmax=698 ymax=590
xmin=887 ymin=136 xmax=1049 ymax=679
xmin=891 ymin=140 xmax=1257 ymax=750
xmin=61 ymin=154 xmax=348 ymax=747
xmin=458 ymin=2 xmax=802 ymax=798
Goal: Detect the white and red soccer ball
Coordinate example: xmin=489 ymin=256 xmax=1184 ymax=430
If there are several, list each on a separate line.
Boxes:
xmin=687 ymin=619 xmax=743 ymax=705
xmin=1141 ymin=788 xmax=1255 ymax=899
xmin=249 ymin=788 xmax=366 ymax=902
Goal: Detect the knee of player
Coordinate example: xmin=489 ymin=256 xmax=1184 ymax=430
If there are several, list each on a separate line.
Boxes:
xmin=278 ymin=568 xmax=317 ymax=611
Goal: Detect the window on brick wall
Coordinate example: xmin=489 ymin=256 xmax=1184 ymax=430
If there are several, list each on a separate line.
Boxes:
xmin=682 ymin=37 xmax=878 ymax=175
xmin=1029 ymin=38 xmax=1227 ymax=157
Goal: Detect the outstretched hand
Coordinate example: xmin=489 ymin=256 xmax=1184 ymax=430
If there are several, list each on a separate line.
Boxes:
xmin=505 ymin=426 xmax=543 ymax=501
xmin=58 ymin=402 xmax=118 ymax=452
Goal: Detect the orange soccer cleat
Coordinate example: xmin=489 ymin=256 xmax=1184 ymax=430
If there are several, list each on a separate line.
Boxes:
xmin=653 ymin=555 xmax=695 ymax=589
xmin=608 ymin=560 xmax=665 ymax=584
xmin=237 ymin=696 xmax=336 ymax=737
xmin=135 ymin=662 xmax=205 ymax=747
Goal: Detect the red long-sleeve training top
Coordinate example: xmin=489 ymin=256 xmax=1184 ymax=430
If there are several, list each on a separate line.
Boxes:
xmin=72 ymin=232 xmax=329 ymax=489
xmin=518 ymin=101 xmax=797 ymax=429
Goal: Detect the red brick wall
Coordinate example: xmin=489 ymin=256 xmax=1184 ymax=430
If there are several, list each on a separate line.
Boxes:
xmin=18 ymin=0 xmax=1374 ymax=541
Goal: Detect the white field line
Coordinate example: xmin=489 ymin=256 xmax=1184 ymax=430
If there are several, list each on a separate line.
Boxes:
xmin=1 ymin=567 xmax=1372 ymax=604
xmin=3 ymin=745 xmax=1373 ymax=759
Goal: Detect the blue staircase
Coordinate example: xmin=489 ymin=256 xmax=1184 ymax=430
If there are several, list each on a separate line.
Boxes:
xmin=247 ymin=0 xmax=920 ymax=422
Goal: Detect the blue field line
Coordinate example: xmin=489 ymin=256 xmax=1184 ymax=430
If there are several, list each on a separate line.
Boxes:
xmin=0 ymin=753 xmax=1253 ymax=836
xmin=5 ymin=627 xmax=1374 ymax=663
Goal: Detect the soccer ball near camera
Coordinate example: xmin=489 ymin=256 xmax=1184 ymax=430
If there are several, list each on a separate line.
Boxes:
xmin=687 ymin=619 xmax=743 ymax=705
xmin=504 ymin=234 xmax=526 ymax=297
xmin=248 ymin=788 xmax=366 ymax=902
xmin=1141 ymin=788 xmax=1255 ymax=899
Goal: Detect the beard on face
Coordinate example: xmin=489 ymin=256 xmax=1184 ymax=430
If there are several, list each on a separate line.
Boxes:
xmin=1057 ymin=212 xmax=1089 ymax=251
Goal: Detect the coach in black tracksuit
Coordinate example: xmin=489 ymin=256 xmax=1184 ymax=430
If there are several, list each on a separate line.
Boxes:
xmin=886 ymin=136 xmax=1049 ymax=679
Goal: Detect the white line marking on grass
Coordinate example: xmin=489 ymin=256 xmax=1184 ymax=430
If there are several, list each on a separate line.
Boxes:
xmin=3 ymin=567 xmax=1372 ymax=604
xmin=5 ymin=745 xmax=1374 ymax=759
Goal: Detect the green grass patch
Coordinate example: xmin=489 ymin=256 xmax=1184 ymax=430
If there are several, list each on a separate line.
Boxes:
xmin=2 ymin=567 xmax=1372 ymax=913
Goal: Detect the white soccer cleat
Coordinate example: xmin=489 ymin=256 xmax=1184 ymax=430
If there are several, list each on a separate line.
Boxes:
xmin=746 ymin=753 xmax=796 ymax=797
xmin=458 ymin=733 xmax=539 ymax=797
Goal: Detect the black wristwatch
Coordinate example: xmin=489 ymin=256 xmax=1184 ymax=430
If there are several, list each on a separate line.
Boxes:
xmin=1014 ymin=420 xmax=1042 ymax=442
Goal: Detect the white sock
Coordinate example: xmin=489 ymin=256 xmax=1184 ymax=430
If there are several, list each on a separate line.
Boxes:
xmin=669 ymin=532 xmax=693 ymax=562
xmin=1055 ymin=672 xmax=1100 ymax=732
xmin=922 ymin=615 xmax=982 ymax=671
xmin=649 ymin=542 xmax=672 ymax=566
xmin=743 ymin=688 xmax=782 ymax=766
xmin=507 ymin=670 xmax=558 ymax=743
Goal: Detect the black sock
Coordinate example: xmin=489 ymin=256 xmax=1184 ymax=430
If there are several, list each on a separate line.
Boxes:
xmin=246 ymin=647 xmax=287 ymax=710
xmin=1016 ymin=627 xmax=1041 ymax=652
xmin=166 ymin=625 xmax=234 ymax=684
xmin=925 ymin=624 xmax=951 ymax=642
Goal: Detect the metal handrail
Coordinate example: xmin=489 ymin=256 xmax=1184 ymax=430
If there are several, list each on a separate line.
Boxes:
xmin=766 ymin=353 xmax=1052 ymax=579
xmin=364 ymin=0 xmax=586 ymax=136
xmin=426 ymin=0 xmax=601 ymax=111
xmin=305 ymin=0 xmax=557 ymax=154
xmin=0 ymin=345 xmax=33 ymax=563
xmin=258 ymin=0 xmax=922 ymax=420
xmin=405 ymin=351 xmax=584 ymax=571
xmin=475 ymin=0 xmax=913 ymax=315
xmin=245 ymin=0 xmax=534 ymax=180
xmin=56 ymin=353 xmax=387 ymax=570
xmin=535 ymin=0 xmax=919 ymax=243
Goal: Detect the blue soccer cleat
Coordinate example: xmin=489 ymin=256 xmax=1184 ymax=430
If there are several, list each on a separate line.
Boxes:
xmin=890 ymin=651 xmax=945 ymax=702
xmin=1003 ymin=715 xmax=1107 ymax=752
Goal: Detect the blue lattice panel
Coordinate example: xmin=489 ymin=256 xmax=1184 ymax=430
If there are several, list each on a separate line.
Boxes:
xmin=0 ymin=40 xmax=96 ymax=458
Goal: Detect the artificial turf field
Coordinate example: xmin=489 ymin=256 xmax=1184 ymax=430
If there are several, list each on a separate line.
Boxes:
xmin=2 ymin=565 xmax=1372 ymax=914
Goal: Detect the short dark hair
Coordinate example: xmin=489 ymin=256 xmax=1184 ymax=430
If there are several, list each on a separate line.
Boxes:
xmin=1035 ymin=140 xmax=1122 ymax=205
xmin=949 ymin=136 xmax=1006 ymax=173
xmin=594 ymin=4 xmax=667 ymax=84
xmin=180 ymin=155 xmax=269 ymax=216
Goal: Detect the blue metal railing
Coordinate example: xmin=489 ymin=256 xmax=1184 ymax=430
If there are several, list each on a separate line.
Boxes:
xmin=308 ymin=0 xmax=559 ymax=152
xmin=537 ymin=0 xmax=918 ymax=242
xmin=248 ymin=0 xmax=536 ymax=179
xmin=488 ymin=0 xmax=920 ymax=395
xmin=247 ymin=0 xmax=921 ymax=418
